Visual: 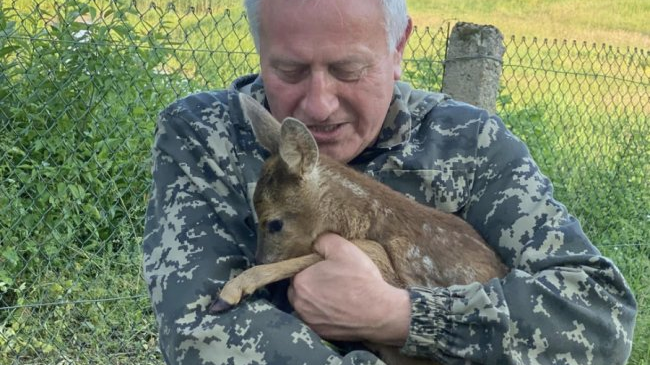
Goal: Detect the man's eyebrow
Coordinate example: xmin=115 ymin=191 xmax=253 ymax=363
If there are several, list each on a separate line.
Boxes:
xmin=331 ymin=56 xmax=370 ymax=66
xmin=330 ymin=61 xmax=365 ymax=69
xmin=269 ymin=56 xmax=370 ymax=67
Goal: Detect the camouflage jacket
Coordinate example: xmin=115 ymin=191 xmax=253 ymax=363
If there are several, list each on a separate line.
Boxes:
xmin=143 ymin=74 xmax=636 ymax=365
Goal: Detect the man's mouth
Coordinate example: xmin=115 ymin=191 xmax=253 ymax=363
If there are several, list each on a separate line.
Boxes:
xmin=309 ymin=124 xmax=340 ymax=133
xmin=307 ymin=123 xmax=345 ymax=143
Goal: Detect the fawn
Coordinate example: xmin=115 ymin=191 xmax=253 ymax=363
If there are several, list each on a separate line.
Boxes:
xmin=210 ymin=93 xmax=507 ymax=365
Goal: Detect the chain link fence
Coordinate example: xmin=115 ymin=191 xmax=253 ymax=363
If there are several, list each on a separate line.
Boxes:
xmin=1 ymin=1 xmax=648 ymax=364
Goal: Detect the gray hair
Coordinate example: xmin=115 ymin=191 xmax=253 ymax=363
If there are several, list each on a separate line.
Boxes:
xmin=243 ymin=0 xmax=409 ymax=52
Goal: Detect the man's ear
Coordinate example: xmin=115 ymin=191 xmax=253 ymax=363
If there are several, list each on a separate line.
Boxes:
xmin=393 ymin=17 xmax=413 ymax=80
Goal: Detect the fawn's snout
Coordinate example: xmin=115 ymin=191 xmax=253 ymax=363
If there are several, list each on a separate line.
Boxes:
xmin=255 ymin=236 xmax=272 ymax=264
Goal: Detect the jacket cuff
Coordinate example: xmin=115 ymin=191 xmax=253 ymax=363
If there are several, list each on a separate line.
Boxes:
xmin=400 ymin=286 xmax=451 ymax=359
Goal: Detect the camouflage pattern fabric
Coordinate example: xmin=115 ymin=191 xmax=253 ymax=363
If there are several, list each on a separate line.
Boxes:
xmin=142 ymin=74 xmax=637 ymax=365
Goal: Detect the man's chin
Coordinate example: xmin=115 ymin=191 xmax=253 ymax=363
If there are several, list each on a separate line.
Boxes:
xmin=318 ymin=145 xmax=359 ymax=163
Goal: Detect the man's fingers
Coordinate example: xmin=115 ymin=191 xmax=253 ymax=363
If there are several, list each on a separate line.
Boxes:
xmin=312 ymin=233 xmax=357 ymax=259
xmin=312 ymin=233 xmax=339 ymax=257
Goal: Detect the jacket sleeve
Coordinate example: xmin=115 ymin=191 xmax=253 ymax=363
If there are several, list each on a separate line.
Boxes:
xmin=142 ymin=94 xmax=385 ymax=365
xmin=400 ymin=110 xmax=637 ymax=364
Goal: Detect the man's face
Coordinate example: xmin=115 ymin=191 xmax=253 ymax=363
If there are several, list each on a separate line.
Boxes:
xmin=258 ymin=0 xmax=406 ymax=163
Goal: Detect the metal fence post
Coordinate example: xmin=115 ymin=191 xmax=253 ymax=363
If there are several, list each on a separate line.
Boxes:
xmin=442 ymin=22 xmax=505 ymax=113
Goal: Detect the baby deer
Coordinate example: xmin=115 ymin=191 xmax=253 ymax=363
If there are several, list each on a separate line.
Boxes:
xmin=210 ymin=93 xmax=507 ymax=365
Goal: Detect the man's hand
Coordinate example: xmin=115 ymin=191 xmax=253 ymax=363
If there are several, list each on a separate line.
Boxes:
xmin=287 ymin=233 xmax=411 ymax=346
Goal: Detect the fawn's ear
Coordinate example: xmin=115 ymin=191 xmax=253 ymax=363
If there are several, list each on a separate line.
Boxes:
xmin=279 ymin=118 xmax=319 ymax=176
xmin=239 ymin=93 xmax=280 ymax=154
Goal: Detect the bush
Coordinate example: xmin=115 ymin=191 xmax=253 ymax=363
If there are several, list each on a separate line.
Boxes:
xmin=0 ymin=0 xmax=188 ymax=361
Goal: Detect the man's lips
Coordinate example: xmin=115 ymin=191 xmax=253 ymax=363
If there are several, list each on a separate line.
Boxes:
xmin=308 ymin=124 xmax=340 ymax=133
xmin=306 ymin=123 xmax=346 ymax=142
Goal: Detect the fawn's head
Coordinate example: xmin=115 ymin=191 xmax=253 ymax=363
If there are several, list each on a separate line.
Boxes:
xmin=240 ymin=93 xmax=325 ymax=264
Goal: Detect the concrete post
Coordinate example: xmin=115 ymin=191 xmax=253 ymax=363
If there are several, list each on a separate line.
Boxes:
xmin=442 ymin=22 xmax=505 ymax=113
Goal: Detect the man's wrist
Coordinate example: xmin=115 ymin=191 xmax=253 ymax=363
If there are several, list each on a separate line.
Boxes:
xmin=367 ymin=286 xmax=411 ymax=346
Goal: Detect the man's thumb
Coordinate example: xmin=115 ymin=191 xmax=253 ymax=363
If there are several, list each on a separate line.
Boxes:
xmin=312 ymin=233 xmax=347 ymax=258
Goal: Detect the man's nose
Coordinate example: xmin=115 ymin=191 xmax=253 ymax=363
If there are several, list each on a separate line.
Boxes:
xmin=300 ymin=72 xmax=339 ymax=122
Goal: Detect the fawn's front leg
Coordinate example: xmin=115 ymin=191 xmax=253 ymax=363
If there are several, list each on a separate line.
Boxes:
xmin=210 ymin=253 xmax=322 ymax=313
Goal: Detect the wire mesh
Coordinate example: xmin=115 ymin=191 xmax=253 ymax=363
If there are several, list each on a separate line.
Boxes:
xmin=0 ymin=1 xmax=648 ymax=364
xmin=499 ymin=36 xmax=649 ymax=249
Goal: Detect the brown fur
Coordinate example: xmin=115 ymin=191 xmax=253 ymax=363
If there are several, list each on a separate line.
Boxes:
xmin=210 ymin=94 xmax=507 ymax=365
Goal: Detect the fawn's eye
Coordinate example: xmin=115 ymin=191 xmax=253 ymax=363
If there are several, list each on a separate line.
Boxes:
xmin=267 ymin=219 xmax=283 ymax=234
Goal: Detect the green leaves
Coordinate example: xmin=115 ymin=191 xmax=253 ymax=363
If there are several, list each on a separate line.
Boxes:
xmin=0 ymin=2 xmax=173 ymax=361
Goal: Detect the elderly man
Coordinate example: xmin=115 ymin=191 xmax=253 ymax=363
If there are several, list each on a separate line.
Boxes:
xmin=142 ymin=0 xmax=637 ymax=364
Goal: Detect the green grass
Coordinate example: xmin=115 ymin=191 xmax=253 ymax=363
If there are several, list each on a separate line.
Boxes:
xmin=406 ymin=0 xmax=650 ymax=50
xmin=125 ymin=0 xmax=650 ymax=49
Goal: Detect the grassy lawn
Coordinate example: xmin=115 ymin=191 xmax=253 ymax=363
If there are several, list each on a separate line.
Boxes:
xmin=407 ymin=0 xmax=650 ymax=50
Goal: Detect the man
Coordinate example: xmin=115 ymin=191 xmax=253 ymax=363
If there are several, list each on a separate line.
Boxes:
xmin=142 ymin=0 xmax=637 ymax=364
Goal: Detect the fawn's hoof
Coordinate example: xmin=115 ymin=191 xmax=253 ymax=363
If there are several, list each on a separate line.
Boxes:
xmin=209 ymin=297 xmax=234 ymax=314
